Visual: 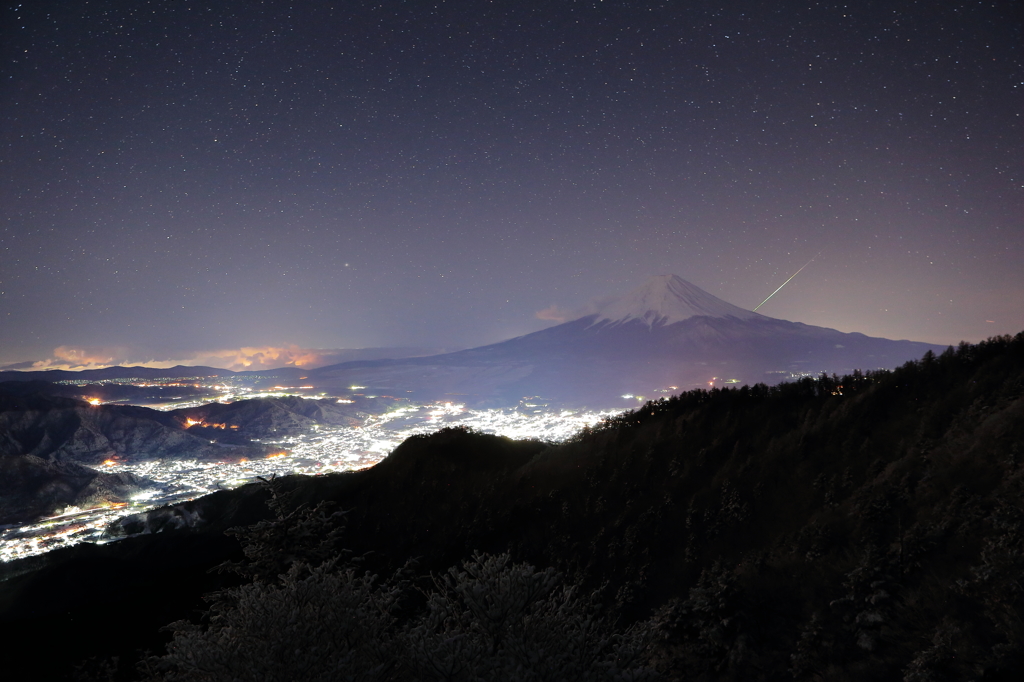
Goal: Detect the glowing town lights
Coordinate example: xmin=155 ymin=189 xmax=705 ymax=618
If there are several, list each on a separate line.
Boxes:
xmin=184 ymin=418 xmax=235 ymax=429
xmin=87 ymin=398 xmax=102 ymax=406
xmin=337 ymin=399 xmax=355 ymax=404
xmin=1 ymin=402 xmax=621 ymax=563
xmin=350 ymin=385 xmax=367 ymax=390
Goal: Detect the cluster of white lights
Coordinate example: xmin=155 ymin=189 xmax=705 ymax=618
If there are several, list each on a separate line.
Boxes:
xmin=0 ymin=402 xmax=618 ymax=564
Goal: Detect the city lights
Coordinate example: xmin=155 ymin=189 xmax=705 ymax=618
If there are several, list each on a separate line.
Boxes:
xmin=0 ymin=401 xmax=617 ymax=563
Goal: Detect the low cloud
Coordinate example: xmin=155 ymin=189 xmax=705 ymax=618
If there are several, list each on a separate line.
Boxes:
xmin=26 ymin=345 xmax=136 ymax=371
xmin=535 ymin=305 xmax=573 ymax=323
xmin=182 ymin=346 xmax=329 ymax=371
xmin=535 ymin=297 xmax=614 ymax=324
xmin=12 ymin=345 xmax=331 ymax=372
xmin=12 ymin=345 xmax=446 ymax=373
xmin=0 ymin=360 xmax=45 ymax=371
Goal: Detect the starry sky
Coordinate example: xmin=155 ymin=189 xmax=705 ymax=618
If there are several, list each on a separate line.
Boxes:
xmin=1 ymin=0 xmax=1021 ymax=370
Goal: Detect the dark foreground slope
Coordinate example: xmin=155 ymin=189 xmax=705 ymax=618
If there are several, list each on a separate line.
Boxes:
xmin=1 ymin=336 xmax=1023 ymax=681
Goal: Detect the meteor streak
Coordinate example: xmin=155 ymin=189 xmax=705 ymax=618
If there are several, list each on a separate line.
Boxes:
xmin=753 ymin=252 xmax=821 ymax=311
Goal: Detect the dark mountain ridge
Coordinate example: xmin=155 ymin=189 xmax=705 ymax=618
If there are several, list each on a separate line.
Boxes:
xmin=0 ymin=379 xmax=216 ymax=405
xmin=0 ymin=395 xmax=261 ymax=525
xmin=171 ymin=394 xmax=403 ymax=440
xmin=0 ymin=393 xmax=400 ymax=525
xmin=0 ymin=365 xmax=235 ymax=383
xmin=1 ymin=333 xmax=1021 ymax=680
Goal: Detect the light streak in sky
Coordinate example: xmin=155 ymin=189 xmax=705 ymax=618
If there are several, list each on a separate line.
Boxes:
xmin=753 ymin=252 xmax=822 ymax=311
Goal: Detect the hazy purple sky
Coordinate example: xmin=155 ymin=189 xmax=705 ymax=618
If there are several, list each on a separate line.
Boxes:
xmin=2 ymin=1 xmax=1021 ymax=370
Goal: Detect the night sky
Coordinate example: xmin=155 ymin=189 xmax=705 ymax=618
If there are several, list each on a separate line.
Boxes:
xmin=2 ymin=1 xmax=1021 ymax=371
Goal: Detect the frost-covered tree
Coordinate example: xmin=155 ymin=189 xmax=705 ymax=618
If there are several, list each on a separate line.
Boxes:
xmin=142 ymin=560 xmax=402 ymax=682
xmin=142 ymin=552 xmax=658 ymax=682
xmin=403 ymin=551 xmax=658 ymax=682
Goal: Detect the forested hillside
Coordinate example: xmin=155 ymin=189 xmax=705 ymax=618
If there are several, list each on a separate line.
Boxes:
xmin=2 ymin=334 xmax=1022 ymax=681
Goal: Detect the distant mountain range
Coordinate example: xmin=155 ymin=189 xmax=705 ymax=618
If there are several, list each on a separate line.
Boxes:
xmin=0 ymin=276 xmax=947 ymax=407
xmin=0 ymin=364 xmax=240 ymax=383
xmin=0 ymin=347 xmax=454 ymax=383
xmin=295 ymin=275 xmax=947 ymax=405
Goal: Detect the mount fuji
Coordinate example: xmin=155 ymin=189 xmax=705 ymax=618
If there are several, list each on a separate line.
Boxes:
xmin=303 ymin=275 xmax=946 ymax=407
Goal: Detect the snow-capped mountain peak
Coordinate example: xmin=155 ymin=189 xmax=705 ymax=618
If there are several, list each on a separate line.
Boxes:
xmin=591 ymin=275 xmax=761 ymax=326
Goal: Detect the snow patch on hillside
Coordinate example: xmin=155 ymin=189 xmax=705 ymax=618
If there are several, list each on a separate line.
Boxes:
xmin=590 ymin=275 xmax=763 ymax=326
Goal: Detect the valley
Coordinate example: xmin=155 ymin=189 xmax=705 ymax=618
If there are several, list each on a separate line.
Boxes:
xmin=0 ymin=276 xmax=948 ymax=565
xmin=0 ymin=398 xmax=616 ymax=562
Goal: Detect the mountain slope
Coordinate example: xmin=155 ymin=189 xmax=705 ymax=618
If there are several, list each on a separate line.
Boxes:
xmin=0 ymin=395 xmax=272 ymax=525
xmin=0 ymin=276 xmax=946 ymax=408
xmin=0 ymin=365 xmax=234 ymax=383
xmin=591 ymin=274 xmax=762 ymax=325
xmin=171 ymin=395 xmax=403 ymax=439
xmin=306 ymin=276 xmax=946 ymax=406
xmin=3 ymin=333 xmax=1021 ymax=681
xmin=0 ymin=391 xmax=409 ymax=524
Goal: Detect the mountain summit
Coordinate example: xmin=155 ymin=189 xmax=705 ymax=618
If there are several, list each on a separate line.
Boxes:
xmin=591 ymin=275 xmax=761 ymax=326
xmin=1 ymin=276 xmax=947 ymax=409
xmin=300 ymin=275 xmax=946 ymax=406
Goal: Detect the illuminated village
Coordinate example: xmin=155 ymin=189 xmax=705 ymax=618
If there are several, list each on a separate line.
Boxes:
xmin=0 ymin=393 xmax=618 ymax=563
